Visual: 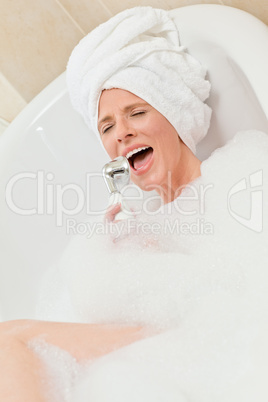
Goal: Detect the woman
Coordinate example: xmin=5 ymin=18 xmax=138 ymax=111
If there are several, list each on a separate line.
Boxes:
xmin=99 ymin=88 xmax=202 ymax=206
xmin=0 ymin=6 xmax=212 ymax=400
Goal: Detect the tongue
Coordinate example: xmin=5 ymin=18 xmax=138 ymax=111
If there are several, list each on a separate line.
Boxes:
xmin=133 ymin=148 xmax=153 ymax=170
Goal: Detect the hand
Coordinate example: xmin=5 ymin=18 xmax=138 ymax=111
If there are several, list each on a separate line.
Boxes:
xmin=104 ymin=202 xmax=128 ymax=243
xmin=104 ymin=202 xmax=122 ymax=223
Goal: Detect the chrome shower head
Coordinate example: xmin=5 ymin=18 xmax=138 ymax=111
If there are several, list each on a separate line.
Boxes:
xmin=102 ymin=156 xmax=130 ymax=194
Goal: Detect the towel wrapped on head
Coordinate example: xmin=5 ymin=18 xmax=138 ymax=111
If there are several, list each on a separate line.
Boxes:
xmin=66 ymin=6 xmax=212 ymax=154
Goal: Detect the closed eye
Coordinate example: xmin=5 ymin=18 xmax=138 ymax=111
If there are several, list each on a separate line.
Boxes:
xmin=102 ymin=125 xmax=113 ymax=134
xmin=131 ymin=111 xmax=146 ymax=117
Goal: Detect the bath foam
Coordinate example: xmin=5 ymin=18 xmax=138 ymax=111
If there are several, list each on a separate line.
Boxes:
xmin=35 ymin=130 xmax=268 ymax=401
xmin=28 ymin=338 xmax=82 ymax=402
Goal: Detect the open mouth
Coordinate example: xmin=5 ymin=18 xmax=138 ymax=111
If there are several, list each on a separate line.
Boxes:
xmin=127 ymin=146 xmax=154 ymax=171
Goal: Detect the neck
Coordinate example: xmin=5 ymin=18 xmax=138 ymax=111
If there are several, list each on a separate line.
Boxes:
xmin=156 ymin=144 xmax=202 ymax=204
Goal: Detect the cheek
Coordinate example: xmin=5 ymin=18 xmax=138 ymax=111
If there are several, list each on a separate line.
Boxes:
xmin=155 ymin=133 xmax=181 ymax=169
xmin=151 ymin=117 xmax=174 ymax=142
xmin=101 ymin=138 xmax=115 ymax=159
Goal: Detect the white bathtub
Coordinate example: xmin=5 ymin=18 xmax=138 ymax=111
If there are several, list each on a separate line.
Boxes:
xmin=0 ymin=4 xmax=268 ymax=321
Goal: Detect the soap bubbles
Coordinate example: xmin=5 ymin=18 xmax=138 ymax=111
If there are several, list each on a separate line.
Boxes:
xmin=35 ymin=130 xmax=268 ymax=401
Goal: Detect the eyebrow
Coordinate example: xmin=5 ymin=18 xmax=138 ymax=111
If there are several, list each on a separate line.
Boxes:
xmin=98 ymin=102 xmax=148 ymax=129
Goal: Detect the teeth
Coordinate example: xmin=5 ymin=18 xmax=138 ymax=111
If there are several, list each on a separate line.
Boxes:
xmin=126 ymin=146 xmax=150 ymax=160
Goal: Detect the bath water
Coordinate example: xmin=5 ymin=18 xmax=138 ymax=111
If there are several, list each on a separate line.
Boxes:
xmin=34 ymin=130 xmax=268 ymax=401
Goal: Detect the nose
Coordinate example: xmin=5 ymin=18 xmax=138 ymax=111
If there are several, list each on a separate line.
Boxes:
xmin=115 ymin=119 xmax=136 ymax=143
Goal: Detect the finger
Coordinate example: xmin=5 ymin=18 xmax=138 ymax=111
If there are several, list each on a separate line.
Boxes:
xmin=105 ymin=203 xmax=121 ymax=223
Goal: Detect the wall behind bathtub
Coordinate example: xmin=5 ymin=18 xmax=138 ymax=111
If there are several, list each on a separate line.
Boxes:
xmin=0 ymin=0 xmax=267 ymax=134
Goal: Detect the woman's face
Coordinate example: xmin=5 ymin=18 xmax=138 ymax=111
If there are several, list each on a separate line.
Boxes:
xmin=98 ymin=88 xmax=183 ymax=192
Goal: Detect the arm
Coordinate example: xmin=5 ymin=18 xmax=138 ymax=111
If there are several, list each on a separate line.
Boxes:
xmin=0 ymin=319 xmax=145 ymax=402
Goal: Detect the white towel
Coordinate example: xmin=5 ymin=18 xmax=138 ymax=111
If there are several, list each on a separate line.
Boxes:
xmin=66 ymin=6 xmax=212 ymax=154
